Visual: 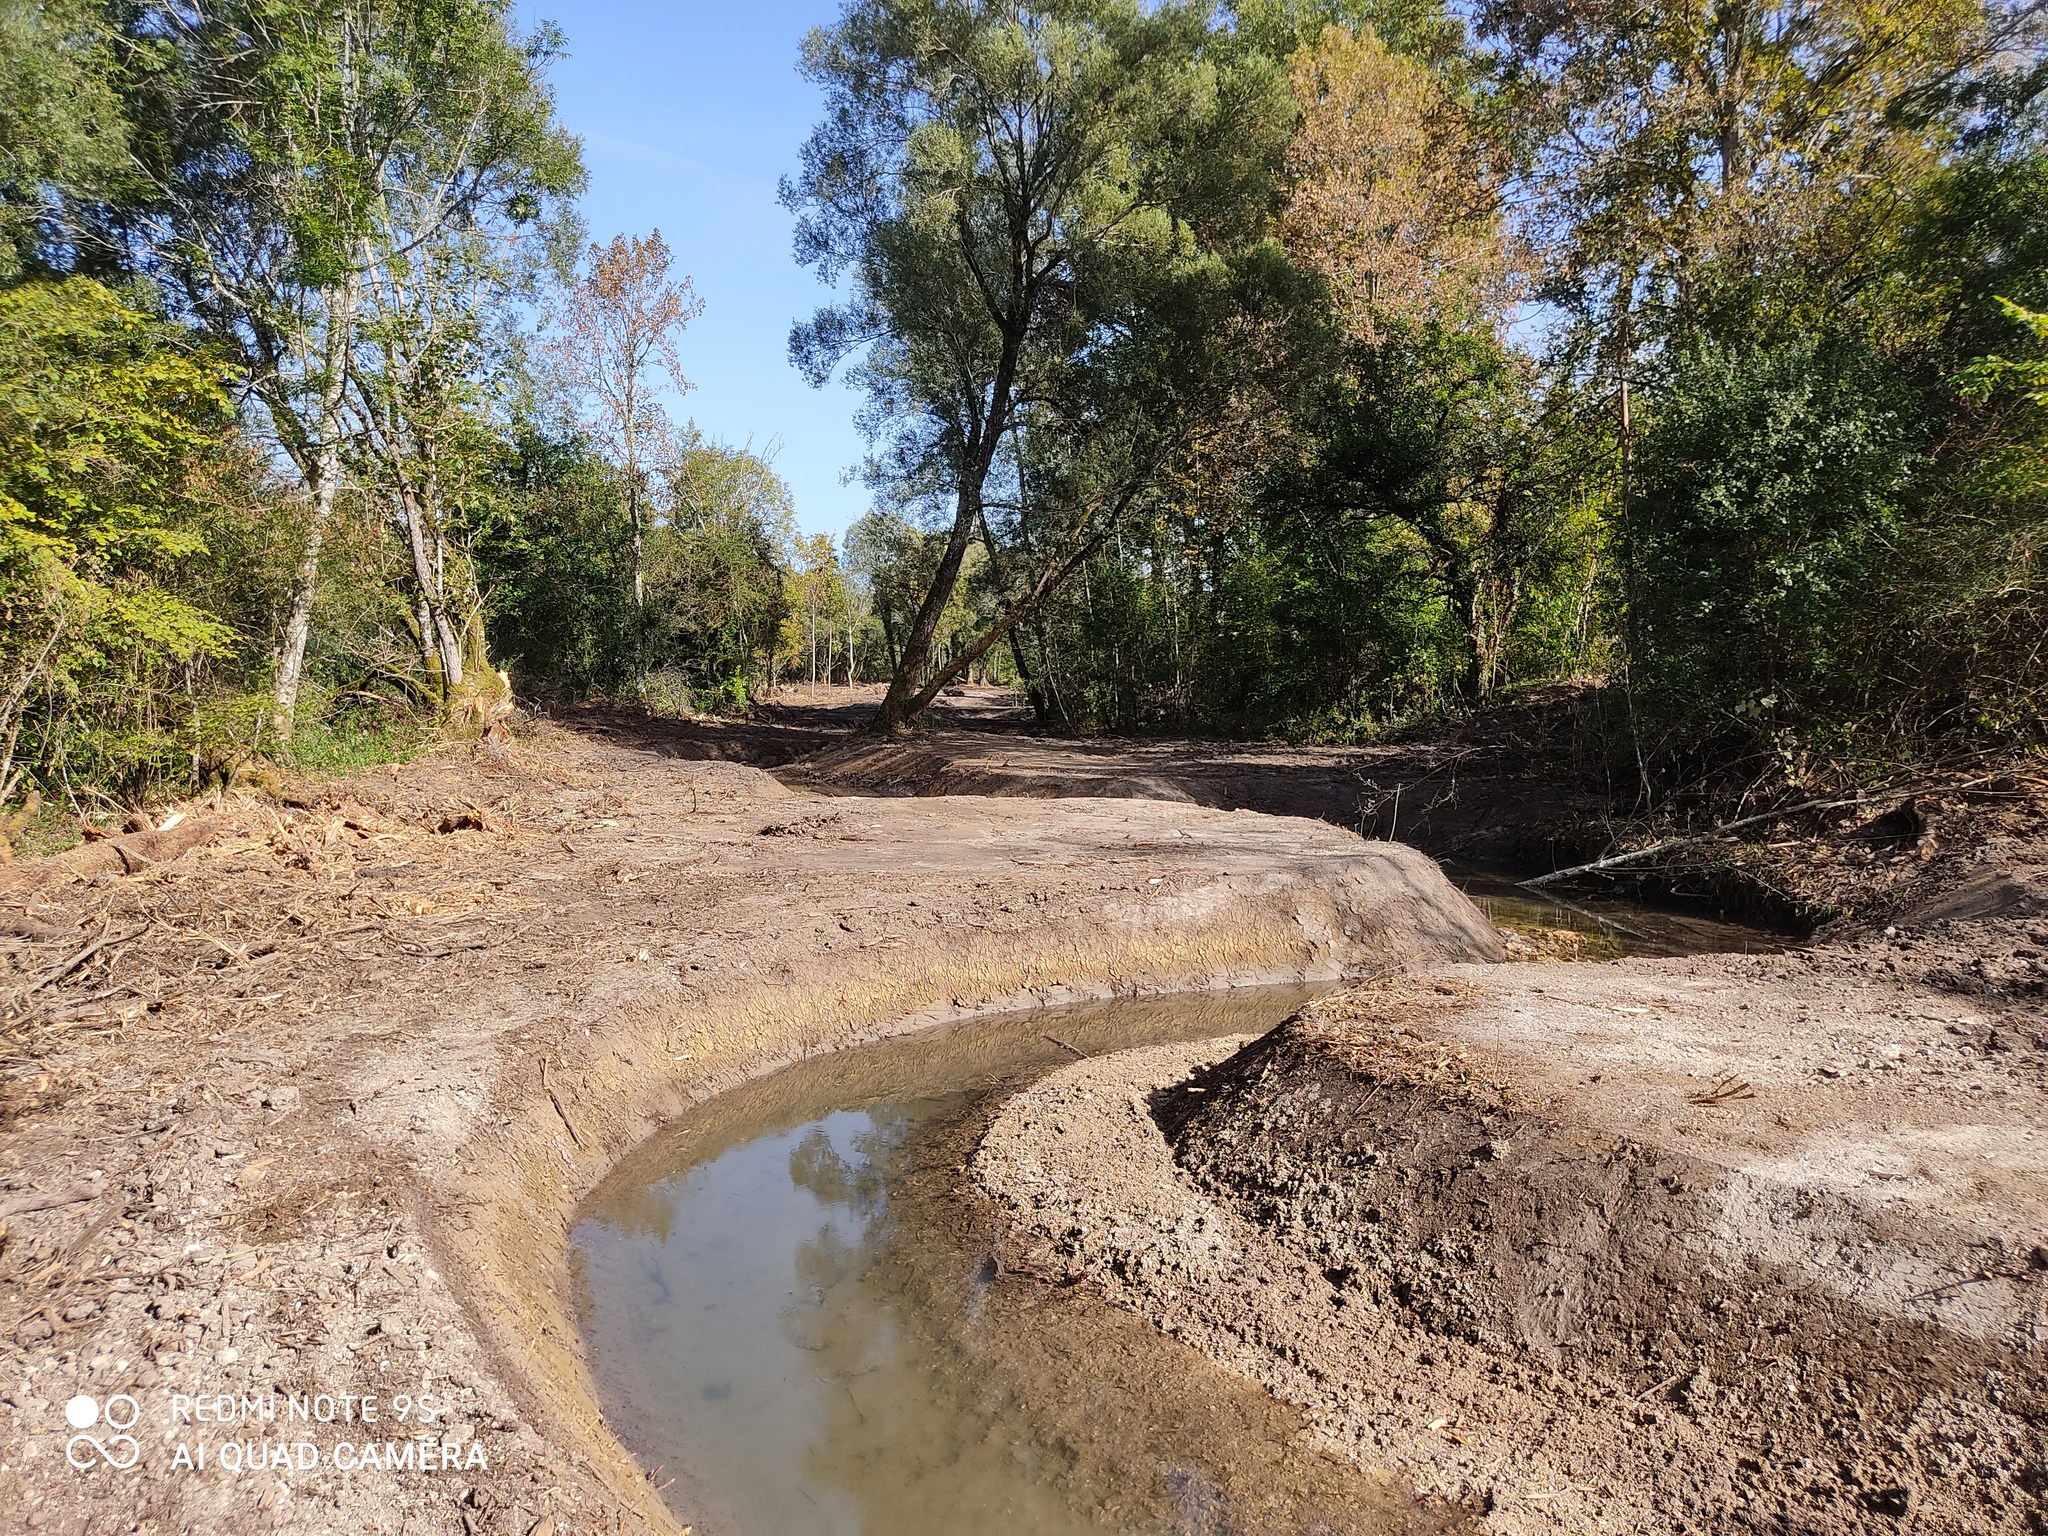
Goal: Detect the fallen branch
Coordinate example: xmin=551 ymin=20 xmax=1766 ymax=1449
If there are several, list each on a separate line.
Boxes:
xmin=540 ymin=1061 xmax=583 ymax=1148
xmin=0 ymin=1182 xmax=101 ymax=1221
xmin=1517 ymin=775 xmax=2002 ymax=890
xmin=27 ymin=919 xmax=150 ymax=995
xmin=1687 ymin=1076 xmax=1757 ymax=1106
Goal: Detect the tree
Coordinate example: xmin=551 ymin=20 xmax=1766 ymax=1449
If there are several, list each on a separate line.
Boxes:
xmin=470 ymin=429 xmax=633 ymax=698
xmin=1277 ymin=24 xmax=1507 ymax=341
xmin=1479 ymin=0 xmax=2001 ymax=355
xmin=784 ymin=0 xmax=1295 ymax=732
xmin=0 ymin=0 xmax=129 ymax=280
xmin=1962 ymin=298 xmax=2048 ymax=407
xmin=0 ymin=278 xmax=237 ymax=803
xmin=781 ymin=532 xmax=852 ymax=694
xmin=652 ymin=437 xmax=795 ymax=698
xmin=549 ymin=230 xmax=702 ymax=682
xmin=843 ymin=510 xmax=928 ymax=673
xmin=344 ymin=17 xmax=581 ymax=720
xmin=118 ymin=0 xmax=582 ymax=741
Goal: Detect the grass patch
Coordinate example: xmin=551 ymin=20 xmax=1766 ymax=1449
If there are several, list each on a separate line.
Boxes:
xmin=284 ymin=713 xmax=431 ymax=779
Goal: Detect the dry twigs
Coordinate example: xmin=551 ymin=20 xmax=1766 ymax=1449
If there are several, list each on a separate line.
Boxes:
xmin=1519 ymin=773 xmax=2005 ymax=890
xmin=1687 ymin=1076 xmax=1757 ymax=1106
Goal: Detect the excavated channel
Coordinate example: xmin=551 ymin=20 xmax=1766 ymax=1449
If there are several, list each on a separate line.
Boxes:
xmin=570 ymin=987 xmax=1479 ymax=1536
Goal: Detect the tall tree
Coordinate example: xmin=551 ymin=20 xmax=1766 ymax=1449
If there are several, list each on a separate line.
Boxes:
xmin=117 ymin=0 xmax=581 ymax=742
xmin=784 ymin=0 xmax=1295 ymax=732
xmin=1480 ymin=0 xmax=2003 ymax=354
xmin=344 ymin=13 xmax=581 ymax=714
xmin=549 ymin=230 xmax=702 ymax=684
xmin=0 ymin=279 xmax=236 ymax=803
xmin=1277 ymin=23 xmax=1508 ymax=340
xmin=0 ymin=0 xmax=129 ymax=280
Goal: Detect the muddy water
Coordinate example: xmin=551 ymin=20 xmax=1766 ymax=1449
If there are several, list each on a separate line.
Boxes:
xmin=1449 ymin=867 xmax=1786 ymax=958
xmin=573 ymin=989 xmax=1469 ymax=1536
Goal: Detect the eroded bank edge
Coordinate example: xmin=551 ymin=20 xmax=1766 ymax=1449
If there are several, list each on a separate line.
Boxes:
xmin=435 ymin=876 xmax=1474 ymax=1533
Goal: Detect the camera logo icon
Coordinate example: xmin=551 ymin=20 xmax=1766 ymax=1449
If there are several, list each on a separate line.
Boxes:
xmin=64 ymin=1394 xmax=141 ymax=1470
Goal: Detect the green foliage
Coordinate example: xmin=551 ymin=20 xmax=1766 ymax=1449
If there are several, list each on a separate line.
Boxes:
xmin=787 ymin=0 xmax=1301 ymax=728
xmin=650 ymin=438 xmax=795 ymax=692
xmin=281 ymin=685 xmax=430 ymax=775
xmin=0 ymin=0 xmax=2039 ymax=833
xmin=1961 ymin=299 xmax=2048 ymax=407
xmin=0 ymin=277 xmax=238 ymax=799
xmin=0 ymin=0 xmax=128 ymax=279
xmin=1630 ymin=335 xmax=1925 ymax=739
xmin=472 ymin=431 xmax=636 ymax=699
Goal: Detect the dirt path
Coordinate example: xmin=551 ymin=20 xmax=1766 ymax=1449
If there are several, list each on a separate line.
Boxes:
xmin=0 ymin=717 xmax=1502 ymax=1535
xmin=785 ymin=684 xmax=1615 ymax=877
xmin=978 ymin=954 xmax=2048 ymax=1533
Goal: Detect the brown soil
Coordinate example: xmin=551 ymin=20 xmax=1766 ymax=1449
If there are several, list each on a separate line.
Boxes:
xmin=0 ymin=710 xmax=1500 ymax=1535
xmin=793 ymin=684 xmax=2048 ymax=936
xmin=3 ymin=684 xmax=2043 ymax=1535
xmin=975 ymin=932 xmax=2048 ymax=1533
xmin=789 ymin=684 xmax=1616 ymax=878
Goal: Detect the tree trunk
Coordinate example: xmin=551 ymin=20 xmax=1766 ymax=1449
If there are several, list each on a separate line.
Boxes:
xmin=270 ymin=471 xmax=334 ymax=743
xmin=270 ymin=280 xmax=356 ymax=745
xmin=869 ymin=482 xmax=982 ymax=733
xmin=878 ymin=606 xmax=900 ymax=673
xmin=1005 ymin=628 xmax=1047 ymax=726
xmin=627 ymin=472 xmax=647 ymax=693
xmin=399 ymin=486 xmax=464 ymax=698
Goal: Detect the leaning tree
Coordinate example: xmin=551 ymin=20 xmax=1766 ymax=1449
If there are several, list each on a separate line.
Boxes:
xmin=783 ymin=0 xmax=1295 ymax=732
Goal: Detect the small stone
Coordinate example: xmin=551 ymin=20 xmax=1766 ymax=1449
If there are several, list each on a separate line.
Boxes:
xmin=17 ymin=1317 xmax=52 ymax=1342
xmin=262 ymin=1086 xmax=301 ymax=1112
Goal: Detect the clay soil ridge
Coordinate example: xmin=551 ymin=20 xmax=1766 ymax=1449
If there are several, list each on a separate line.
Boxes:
xmin=0 ymin=718 xmax=1503 ymax=1535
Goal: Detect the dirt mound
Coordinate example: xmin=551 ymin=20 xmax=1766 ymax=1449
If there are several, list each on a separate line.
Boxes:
xmin=793 ymin=724 xmax=1607 ymax=875
xmin=977 ymin=973 xmax=2048 ymax=1534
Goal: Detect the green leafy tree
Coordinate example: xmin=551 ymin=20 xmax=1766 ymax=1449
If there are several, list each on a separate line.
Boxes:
xmin=1480 ymin=0 xmax=2004 ymax=356
xmin=0 ymin=0 xmax=129 ymax=279
xmin=651 ymin=437 xmax=795 ymax=698
xmin=120 ymin=0 xmax=582 ymax=741
xmin=785 ymin=0 xmax=1296 ymax=731
xmin=1961 ymin=298 xmax=2048 ymax=407
xmin=471 ymin=430 xmax=635 ymax=699
xmin=0 ymin=278 xmax=236 ymax=802
xmin=344 ymin=20 xmax=581 ymax=722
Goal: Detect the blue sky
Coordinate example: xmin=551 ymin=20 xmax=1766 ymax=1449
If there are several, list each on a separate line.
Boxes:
xmin=518 ymin=2 xmax=869 ymax=538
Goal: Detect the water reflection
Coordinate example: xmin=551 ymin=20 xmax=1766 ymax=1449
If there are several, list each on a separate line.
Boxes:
xmin=574 ymin=991 xmax=1472 ymax=1536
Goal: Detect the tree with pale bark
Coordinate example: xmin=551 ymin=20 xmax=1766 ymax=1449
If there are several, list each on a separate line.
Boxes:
xmin=549 ymin=230 xmax=703 ymax=685
xmin=117 ymin=0 xmax=580 ymax=742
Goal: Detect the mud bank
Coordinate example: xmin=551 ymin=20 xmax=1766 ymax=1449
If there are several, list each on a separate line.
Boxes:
xmin=0 ymin=723 xmax=1501 ymax=1535
xmin=976 ymin=960 xmax=2048 ymax=1534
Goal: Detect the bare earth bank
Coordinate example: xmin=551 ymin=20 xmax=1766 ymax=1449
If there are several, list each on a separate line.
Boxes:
xmin=975 ymin=947 xmax=2048 ymax=1534
xmin=0 ymin=722 xmax=1500 ymax=1535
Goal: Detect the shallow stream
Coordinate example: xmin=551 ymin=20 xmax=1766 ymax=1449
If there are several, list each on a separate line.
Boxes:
xmin=572 ymin=988 xmax=1473 ymax=1536
xmin=572 ymin=887 xmax=1778 ymax=1536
